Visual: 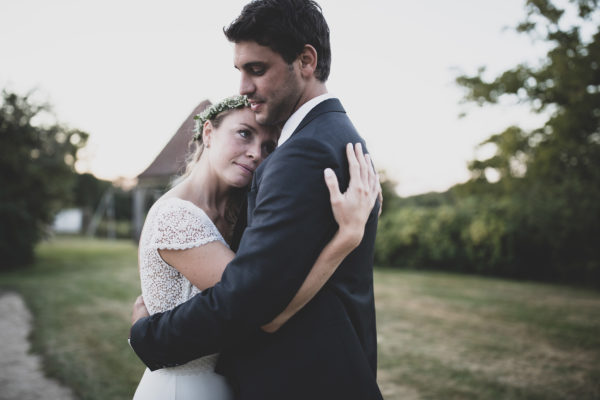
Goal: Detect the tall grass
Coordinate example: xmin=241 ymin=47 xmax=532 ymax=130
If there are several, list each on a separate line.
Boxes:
xmin=1 ymin=238 xmax=599 ymax=399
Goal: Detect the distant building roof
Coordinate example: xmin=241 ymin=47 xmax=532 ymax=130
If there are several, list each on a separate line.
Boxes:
xmin=137 ymin=100 xmax=211 ymax=180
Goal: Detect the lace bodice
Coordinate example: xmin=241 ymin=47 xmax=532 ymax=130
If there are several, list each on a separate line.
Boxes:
xmin=139 ymin=197 xmax=228 ymax=316
xmin=138 ymin=197 xmax=229 ymax=373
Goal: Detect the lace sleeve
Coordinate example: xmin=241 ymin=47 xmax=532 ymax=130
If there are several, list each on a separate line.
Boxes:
xmin=139 ymin=198 xmax=226 ymax=315
xmin=151 ymin=198 xmax=225 ymax=251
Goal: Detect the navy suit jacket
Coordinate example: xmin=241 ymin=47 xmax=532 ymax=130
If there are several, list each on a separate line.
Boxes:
xmin=130 ymin=99 xmax=382 ymax=399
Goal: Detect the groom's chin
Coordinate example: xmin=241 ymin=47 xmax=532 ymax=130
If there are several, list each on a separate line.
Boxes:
xmin=253 ymin=110 xmax=285 ymax=129
xmin=254 ymin=112 xmax=274 ymax=127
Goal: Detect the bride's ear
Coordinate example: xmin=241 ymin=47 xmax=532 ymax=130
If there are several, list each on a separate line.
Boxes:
xmin=202 ymin=120 xmax=213 ymax=148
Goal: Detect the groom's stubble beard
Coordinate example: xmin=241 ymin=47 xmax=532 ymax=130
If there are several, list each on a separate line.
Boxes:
xmin=254 ymin=95 xmax=300 ymax=130
xmin=253 ymin=63 xmax=303 ymax=128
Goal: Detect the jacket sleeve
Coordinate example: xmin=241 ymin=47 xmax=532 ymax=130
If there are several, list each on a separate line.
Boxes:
xmin=129 ymin=137 xmax=345 ymax=370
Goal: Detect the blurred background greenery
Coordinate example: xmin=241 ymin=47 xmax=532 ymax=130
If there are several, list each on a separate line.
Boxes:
xmin=376 ymin=0 xmax=600 ymax=286
xmin=1 ymin=0 xmax=600 ymax=399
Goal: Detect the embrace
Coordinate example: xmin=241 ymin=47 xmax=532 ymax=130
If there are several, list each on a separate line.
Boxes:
xmin=129 ymin=1 xmax=383 ymax=399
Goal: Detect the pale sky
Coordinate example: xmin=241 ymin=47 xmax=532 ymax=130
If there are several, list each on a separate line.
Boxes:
xmin=1 ymin=0 xmax=550 ymax=196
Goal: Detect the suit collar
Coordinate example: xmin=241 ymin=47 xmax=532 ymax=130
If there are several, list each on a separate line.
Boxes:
xmin=291 ymin=98 xmax=346 ymax=137
xmin=279 ymin=93 xmax=336 ymax=145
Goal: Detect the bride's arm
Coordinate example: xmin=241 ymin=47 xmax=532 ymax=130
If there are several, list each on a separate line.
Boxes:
xmin=156 ymin=143 xmax=378 ymax=324
xmin=261 ymin=143 xmax=380 ymax=333
xmin=158 ymin=241 xmax=234 ymax=291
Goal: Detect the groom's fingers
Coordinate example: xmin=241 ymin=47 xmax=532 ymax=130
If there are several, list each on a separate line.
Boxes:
xmin=324 ymin=168 xmax=342 ymax=204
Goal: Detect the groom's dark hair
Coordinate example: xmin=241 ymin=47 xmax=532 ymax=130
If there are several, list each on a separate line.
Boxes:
xmin=224 ymin=0 xmax=331 ymax=82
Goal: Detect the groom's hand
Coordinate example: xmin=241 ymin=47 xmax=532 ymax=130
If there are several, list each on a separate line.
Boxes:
xmin=131 ymin=295 xmax=149 ymax=326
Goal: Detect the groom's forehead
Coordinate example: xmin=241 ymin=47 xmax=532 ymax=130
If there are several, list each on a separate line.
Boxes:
xmin=233 ymin=41 xmax=284 ymax=66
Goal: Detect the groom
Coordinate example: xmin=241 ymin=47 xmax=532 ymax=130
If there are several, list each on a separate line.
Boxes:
xmin=130 ymin=0 xmax=382 ymax=398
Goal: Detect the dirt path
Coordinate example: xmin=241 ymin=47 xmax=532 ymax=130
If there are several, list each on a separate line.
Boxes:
xmin=0 ymin=292 xmax=76 ymax=400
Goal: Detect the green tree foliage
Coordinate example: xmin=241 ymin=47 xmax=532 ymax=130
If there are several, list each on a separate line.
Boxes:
xmin=457 ymin=0 xmax=600 ymax=187
xmin=378 ymin=173 xmax=402 ymax=217
xmin=376 ymin=0 xmax=600 ymax=284
xmin=0 ymin=90 xmax=88 ymax=268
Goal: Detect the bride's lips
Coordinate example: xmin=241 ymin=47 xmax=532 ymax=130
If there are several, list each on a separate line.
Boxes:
xmin=235 ymin=162 xmax=255 ymax=175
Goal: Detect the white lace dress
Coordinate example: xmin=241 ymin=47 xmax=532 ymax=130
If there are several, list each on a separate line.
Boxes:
xmin=133 ymin=197 xmax=233 ymax=400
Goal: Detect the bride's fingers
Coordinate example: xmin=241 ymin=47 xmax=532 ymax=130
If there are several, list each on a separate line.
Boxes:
xmin=354 ymin=143 xmax=368 ymax=185
xmin=346 ymin=143 xmax=360 ymax=188
xmin=364 ymin=156 xmax=373 ymax=192
xmin=365 ymin=154 xmax=382 ymax=216
xmin=365 ymin=154 xmax=377 ymax=202
xmin=377 ymin=175 xmax=383 ymax=217
xmin=324 ymin=168 xmax=342 ymax=205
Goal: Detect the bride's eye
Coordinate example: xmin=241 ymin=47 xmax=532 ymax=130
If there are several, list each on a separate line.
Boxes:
xmin=238 ymin=129 xmax=251 ymax=139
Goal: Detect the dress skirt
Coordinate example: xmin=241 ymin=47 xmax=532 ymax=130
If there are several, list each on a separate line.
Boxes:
xmin=133 ymin=354 xmax=233 ymax=400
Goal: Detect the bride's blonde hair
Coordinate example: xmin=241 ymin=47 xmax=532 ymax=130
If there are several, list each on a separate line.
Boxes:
xmin=175 ymin=96 xmax=251 ymax=241
xmin=179 ymin=95 xmax=251 ymax=180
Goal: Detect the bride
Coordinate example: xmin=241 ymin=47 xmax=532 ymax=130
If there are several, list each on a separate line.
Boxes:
xmin=133 ymin=95 xmax=379 ymax=399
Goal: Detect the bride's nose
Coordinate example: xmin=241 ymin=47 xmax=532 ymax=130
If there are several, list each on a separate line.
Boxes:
xmin=246 ymin=141 xmax=261 ymax=162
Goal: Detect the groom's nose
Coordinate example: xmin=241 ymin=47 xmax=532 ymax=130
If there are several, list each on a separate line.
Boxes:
xmin=239 ymin=74 xmax=256 ymax=96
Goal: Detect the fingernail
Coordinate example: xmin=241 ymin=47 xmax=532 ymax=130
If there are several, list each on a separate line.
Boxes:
xmin=324 ymin=168 xmax=333 ymax=177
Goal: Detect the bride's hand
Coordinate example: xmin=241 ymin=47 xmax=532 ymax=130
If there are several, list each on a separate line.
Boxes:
xmin=324 ymin=143 xmax=380 ymax=249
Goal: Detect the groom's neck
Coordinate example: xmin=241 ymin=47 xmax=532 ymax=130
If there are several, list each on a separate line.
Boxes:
xmin=294 ymin=81 xmax=328 ymax=113
xmin=305 ymin=81 xmax=328 ymax=103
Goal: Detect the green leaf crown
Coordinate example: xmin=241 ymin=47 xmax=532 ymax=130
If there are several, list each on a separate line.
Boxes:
xmin=193 ymin=95 xmax=251 ymax=141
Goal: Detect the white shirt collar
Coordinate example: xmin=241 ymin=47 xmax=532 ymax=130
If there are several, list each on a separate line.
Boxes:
xmin=278 ymin=93 xmax=336 ymax=146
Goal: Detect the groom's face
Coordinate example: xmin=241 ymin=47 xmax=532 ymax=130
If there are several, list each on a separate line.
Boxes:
xmin=234 ymin=41 xmax=303 ymax=127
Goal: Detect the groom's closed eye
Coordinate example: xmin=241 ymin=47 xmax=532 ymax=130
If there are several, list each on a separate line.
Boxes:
xmin=243 ymin=62 xmax=266 ymax=76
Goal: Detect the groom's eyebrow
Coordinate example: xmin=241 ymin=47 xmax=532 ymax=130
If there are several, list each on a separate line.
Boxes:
xmin=239 ymin=62 xmax=265 ymax=71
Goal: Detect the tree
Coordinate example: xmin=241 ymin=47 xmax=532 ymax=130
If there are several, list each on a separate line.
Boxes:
xmin=455 ymin=0 xmax=600 ymax=282
xmin=0 ymin=90 xmax=89 ymax=268
xmin=458 ymin=0 xmax=600 ymax=183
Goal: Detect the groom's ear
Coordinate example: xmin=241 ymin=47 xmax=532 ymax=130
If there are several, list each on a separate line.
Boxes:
xmin=298 ymin=44 xmax=318 ymax=79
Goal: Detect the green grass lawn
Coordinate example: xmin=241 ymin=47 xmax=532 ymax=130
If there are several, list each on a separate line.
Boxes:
xmin=1 ymin=237 xmax=599 ymax=400
xmin=0 ymin=237 xmax=141 ymax=399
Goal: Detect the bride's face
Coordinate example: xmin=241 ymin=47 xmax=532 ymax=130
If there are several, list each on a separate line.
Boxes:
xmin=204 ymin=108 xmax=280 ymax=188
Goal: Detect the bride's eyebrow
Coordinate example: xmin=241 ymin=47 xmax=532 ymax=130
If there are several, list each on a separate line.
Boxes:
xmin=239 ymin=123 xmax=256 ymax=132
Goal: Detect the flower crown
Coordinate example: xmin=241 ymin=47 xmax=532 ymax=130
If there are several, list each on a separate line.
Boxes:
xmin=193 ymin=95 xmax=251 ymax=141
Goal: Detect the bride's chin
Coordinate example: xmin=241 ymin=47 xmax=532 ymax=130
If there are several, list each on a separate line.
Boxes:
xmin=228 ymin=177 xmax=251 ymax=188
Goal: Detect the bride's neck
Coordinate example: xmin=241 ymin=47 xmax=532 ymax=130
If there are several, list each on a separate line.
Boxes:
xmin=174 ymin=158 xmax=231 ymax=218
